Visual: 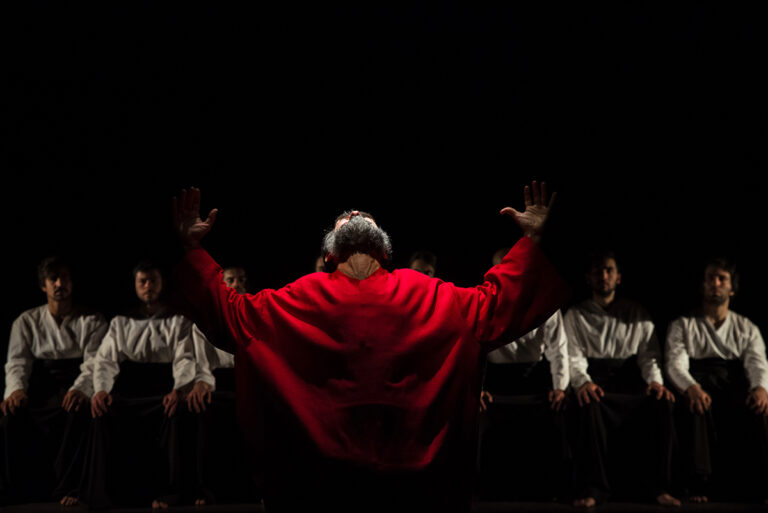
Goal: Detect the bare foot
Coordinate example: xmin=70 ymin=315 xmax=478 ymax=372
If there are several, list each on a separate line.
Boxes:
xmin=656 ymin=493 xmax=681 ymax=507
xmin=60 ymin=496 xmax=79 ymax=507
xmin=573 ymin=497 xmax=596 ymax=508
xmin=152 ymin=499 xmax=169 ymax=509
xmin=195 ymin=498 xmax=206 ymax=506
xmin=690 ymin=495 xmax=708 ymax=503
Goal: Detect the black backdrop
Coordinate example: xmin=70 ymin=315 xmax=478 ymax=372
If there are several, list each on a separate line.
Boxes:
xmin=3 ymin=3 xmax=767 ymax=389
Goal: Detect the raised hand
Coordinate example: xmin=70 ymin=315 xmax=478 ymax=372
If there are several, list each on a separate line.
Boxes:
xmin=172 ymin=187 xmax=219 ymax=250
xmin=500 ymin=181 xmax=556 ymax=244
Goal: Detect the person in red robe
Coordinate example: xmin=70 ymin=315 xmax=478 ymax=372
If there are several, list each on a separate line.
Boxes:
xmin=172 ymin=182 xmax=569 ymax=513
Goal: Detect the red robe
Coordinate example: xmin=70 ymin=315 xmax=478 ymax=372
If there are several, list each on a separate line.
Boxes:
xmin=177 ymin=236 xmax=568 ymax=511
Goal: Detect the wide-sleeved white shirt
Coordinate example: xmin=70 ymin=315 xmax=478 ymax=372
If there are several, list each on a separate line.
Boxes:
xmin=486 ymin=310 xmax=570 ymax=391
xmin=565 ymin=297 xmax=664 ymax=390
xmin=4 ymin=305 xmax=107 ymax=399
xmin=192 ymin=327 xmax=235 ymax=391
xmin=665 ymin=311 xmax=768 ymax=393
xmin=92 ymin=310 xmax=200 ymax=394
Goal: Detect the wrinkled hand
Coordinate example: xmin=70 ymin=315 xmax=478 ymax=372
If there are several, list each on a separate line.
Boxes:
xmin=500 ymin=181 xmax=556 ymax=244
xmin=479 ymin=390 xmax=493 ymax=412
xmin=576 ymin=382 xmax=604 ymax=406
xmin=62 ymin=389 xmax=89 ymax=412
xmin=186 ymin=381 xmax=213 ymax=413
xmin=172 ymin=187 xmax=218 ymax=250
xmin=91 ymin=391 xmax=112 ymax=418
xmin=746 ymin=386 xmax=768 ymax=416
xmin=549 ymin=389 xmax=566 ymax=411
xmin=686 ymin=384 xmax=711 ymax=414
xmin=646 ymin=381 xmax=675 ymax=402
xmin=0 ymin=389 xmax=28 ymax=415
xmin=163 ymin=389 xmax=181 ymax=417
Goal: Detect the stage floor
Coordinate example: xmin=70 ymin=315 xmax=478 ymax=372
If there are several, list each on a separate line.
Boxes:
xmin=3 ymin=501 xmax=768 ymax=513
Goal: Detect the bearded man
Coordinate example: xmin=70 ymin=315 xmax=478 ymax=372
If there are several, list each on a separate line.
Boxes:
xmin=173 ymin=182 xmax=568 ymax=513
xmin=666 ymin=258 xmax=768 ymax=503
xmin=565 ymin=250 xmax=679 ymax=508
xmin=0 ymin=256 xmax=106 ymax=507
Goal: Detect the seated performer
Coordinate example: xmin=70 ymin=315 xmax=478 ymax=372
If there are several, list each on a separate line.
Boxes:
xmin=566 ymin=250 xmax=679 ymax=507
xmin=184 ymin=327 xmax=242 ymax=505
xmin=665 ymin=257 xmax=768 ymax=503
xmin=476 ymin=297 xmax=570 ymax=502
xmin=408 ymin=250 xmax=437 ymax=277
xmin=181 ymin=265 xmax=260 ymax=506
xmin=315 ymin=255 xmax=325 ymax=273
xmin=81 ymin=260 xmax=201 ymax=509
xmin=0 ymin=256 xmax=106 ymax=507
xmin=173 ymin=182 xmax=569 ymax=513
xmin=222 ymin=265 xmax=248 ymax=294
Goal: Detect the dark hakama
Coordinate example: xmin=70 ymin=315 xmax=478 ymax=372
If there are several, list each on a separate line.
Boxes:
xmin=678 ymin=358 xmax=768 ymax=501
xmin=181 ymin=366 xmax=261 ymax=504
xmin=0 ymin=358 xmax=89 ymax=505
xmin=571 ymin=356 xmax=676 ymax=503
xmin=476 ymin=359 xmax=570 ymax=500
xmin=78 ymin=362 xmax=180 ymax=509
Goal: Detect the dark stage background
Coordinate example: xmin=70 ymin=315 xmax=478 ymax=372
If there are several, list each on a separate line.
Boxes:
xmin=3 ymin=3 xmax=767 ymax=388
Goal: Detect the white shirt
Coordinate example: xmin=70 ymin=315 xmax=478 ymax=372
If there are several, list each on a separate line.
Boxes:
xmin=487 ymin=310 xmax=570 ymax=391
xmin=192 ymin=329 xmax=235 ymax=391
xmin=4 ymin=305 xmax=107 ymax=399
xmin=92 ymin=310 xmax=201 ymax=394
xmin=565 ymin=297 xmax=664 ymax=390
xmin=665 ymin=310 xmax=768 ymax=393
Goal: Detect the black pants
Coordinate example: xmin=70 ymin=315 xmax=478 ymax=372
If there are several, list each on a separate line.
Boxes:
xmin=477 ymin=359 xmax=570 ymax=500
xmin=0 ymin=358 xmax=89 ymax=505
xmin=570 ymin=357 xmax=676 ymax=503
xmin=78 ymin=362 xmax=180 ymax=509
xmin=179 ymin=367 xmax=261 ymax=504
xmin=677 ymin=358 xmax=768 ymax=500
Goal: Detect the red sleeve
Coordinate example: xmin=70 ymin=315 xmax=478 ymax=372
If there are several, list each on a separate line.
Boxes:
xmin=453 ymin=236 xmax=570 ymax=349
xmin=176 ymin=247 xmax=270 ymax=350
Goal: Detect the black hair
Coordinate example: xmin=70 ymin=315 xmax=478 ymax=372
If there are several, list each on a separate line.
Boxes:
xmin=586 ymin=248 xmax=621 ymax=274
xmin=132 ymin=259 xmax=164 ymax=280
xmin=408 ymin=250 xmax=437 ymax=269
xmin=37 ymin=256 xmax=72 ymax=287
xmin=703 ymin=257 xmax=739 ymax=295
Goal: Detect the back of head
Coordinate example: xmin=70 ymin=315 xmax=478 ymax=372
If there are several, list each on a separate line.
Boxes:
xmin=321 ymin=211 xmax=393 ymax=272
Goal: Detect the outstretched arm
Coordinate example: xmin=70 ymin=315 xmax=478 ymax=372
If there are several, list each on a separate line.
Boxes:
xmin=457 ymin=181 xmax=569 ymax=347
xmin=173 ymin=187 xmax=219 ymax=250
xmin=500 ymin=181 xmax=555 ymax=244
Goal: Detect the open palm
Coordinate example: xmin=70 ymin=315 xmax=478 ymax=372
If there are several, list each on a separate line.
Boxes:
xmin=500 ymin=181 xmax=555 ymax=243
xmin=172 ymin=187 xmax=218 ymax=249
